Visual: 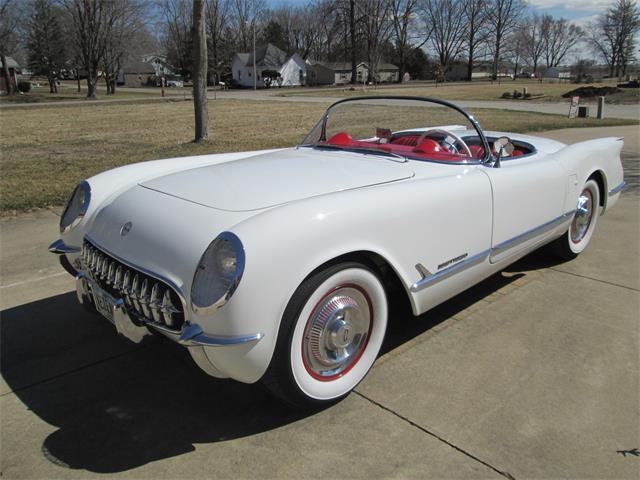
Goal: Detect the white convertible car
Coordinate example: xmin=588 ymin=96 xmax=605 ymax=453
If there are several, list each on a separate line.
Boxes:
xmin=49 ymin=97 xmax=625 ymax=407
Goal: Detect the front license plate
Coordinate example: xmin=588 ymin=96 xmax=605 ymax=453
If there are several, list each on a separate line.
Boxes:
xmin=91 ymin=283 xmax=115 ymax=323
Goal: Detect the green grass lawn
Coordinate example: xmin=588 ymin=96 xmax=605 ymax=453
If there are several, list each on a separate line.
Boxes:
xmin=1 ymin=98 xmax=637 ymax=213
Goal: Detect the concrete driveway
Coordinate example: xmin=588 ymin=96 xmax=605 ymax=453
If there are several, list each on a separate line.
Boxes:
xmin=1 ymin=127 xmax=638 ymax=479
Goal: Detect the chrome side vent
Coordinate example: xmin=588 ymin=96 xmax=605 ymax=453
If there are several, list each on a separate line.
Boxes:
xmin=81 ymin=239 xmax=184 ymax=331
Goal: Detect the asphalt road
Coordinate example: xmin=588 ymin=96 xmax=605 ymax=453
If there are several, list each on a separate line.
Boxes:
xmin=1 ymin=127 xmax=638 ymax=479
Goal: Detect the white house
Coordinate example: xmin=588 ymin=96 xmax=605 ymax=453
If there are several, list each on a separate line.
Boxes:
xmin=231 ymin=43 xmax=307 ymax=88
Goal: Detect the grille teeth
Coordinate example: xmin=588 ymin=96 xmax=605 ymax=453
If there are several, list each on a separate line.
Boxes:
xmin=81 ymin=240 xmax=184 ymax=331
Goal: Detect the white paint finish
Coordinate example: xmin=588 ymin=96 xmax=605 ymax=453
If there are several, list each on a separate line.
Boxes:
xmin=55 ymin=124 xmax=625 ymax=385
xmin=483 ymin=153 xmax=566 ymax=262
xmin=141 ymin=148 xmax=415 ymax=211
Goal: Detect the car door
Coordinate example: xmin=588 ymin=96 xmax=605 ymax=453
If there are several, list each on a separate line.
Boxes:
xmin=482 ymin=152 xmax=567 ymax=264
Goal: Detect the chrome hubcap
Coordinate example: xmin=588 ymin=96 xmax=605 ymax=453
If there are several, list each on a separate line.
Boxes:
xmin=571 ymin=189 xmax=593 ymax=243
xmin=303 ymin=286 xmax=372 ymax=380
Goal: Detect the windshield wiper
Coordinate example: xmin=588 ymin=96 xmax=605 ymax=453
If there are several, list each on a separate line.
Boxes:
xmin=305 ymin=144 xmax=407 ymax=162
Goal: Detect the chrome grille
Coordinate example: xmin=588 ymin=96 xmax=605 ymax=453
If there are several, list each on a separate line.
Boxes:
xmin=81 ymin=239 xmax=184 ymax=331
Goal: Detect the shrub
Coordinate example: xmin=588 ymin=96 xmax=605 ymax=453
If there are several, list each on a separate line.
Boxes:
xmin=17 ymin=80 xmax=31 ymax=93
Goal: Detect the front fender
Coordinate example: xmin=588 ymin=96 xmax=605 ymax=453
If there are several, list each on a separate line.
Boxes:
xmin=203 ymin=168 xmax=492 ymax=383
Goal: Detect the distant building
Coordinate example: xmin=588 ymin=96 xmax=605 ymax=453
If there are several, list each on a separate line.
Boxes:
xmin=117 ymin=54 xmax=179 ymax=87
xmin=231 ymin=43 xmax=307 ymax=88
xmin=0 ymin=57 xmax=20 ymax=93
xmin=310 ymin=61 xmax=399 ymax=85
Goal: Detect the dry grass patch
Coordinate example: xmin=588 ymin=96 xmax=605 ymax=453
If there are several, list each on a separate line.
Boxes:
xmin=280 ymin=80 xmax=640 ymax=104
xmin=0 ymin=98 xmax=637 ymax=212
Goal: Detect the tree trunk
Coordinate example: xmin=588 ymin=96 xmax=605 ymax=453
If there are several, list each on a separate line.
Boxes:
xmin=349 ymin=0 xmax=357 ymax=84
xmin=397 ymin=48 xmax=405 ymax=83
xmin=192 ymin=0 xmax=209 ymax=143
xmin=1 ymin=54 xmax=14 ymax=96
xmin=466 ymin=46 xmax=474 ymax=82
xmin=48 ymin=75 xmax=56 ymax=93
xmin=76 ymin=68 xmax=81 ymax=93
xmin=86 ymin=67 xmax=98 ymax=99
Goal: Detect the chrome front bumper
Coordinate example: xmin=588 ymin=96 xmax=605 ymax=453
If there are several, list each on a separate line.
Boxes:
xmin=52 ymin=239 xmax=264 ymax=349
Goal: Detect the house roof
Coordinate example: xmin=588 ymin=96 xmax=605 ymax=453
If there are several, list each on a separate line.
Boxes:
xmin=240 ymin=43 xmax=288 ymax=68
xmin=0 ymin=56 xmax=20 ymax=69
xmin=315 ymin=61 xmax=398 ymax=72
xmin=378 ymin=63 xmax=399 ymax=71
xmin=121 ymin=58 xmax=156 ymax=74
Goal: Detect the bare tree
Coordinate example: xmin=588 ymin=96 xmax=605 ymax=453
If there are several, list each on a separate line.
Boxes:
xmin=486 ymin=0 xmax=525 ymax=79
xmin=193 ymin=0 xmax=208 ymax=142
xmin=102 ymin=0 xmax=146 ymax=95
xmin=542 ymin=16 xmax=582 ymax=69
xmin=461 ymin=0 xmax=488 ymax=81
xmin=0 ymin=0 xmax=19 ymax=95
xmin=64 ymin=0 xmax=127 ymax=99
xmin=421 ymin=0 xmax=466 ymax=73
xmin=349 ymin=0 xmax=358 ymax=83
xmin=206 ymin=0 xmax=229 ymax=84
xmin=230 ymin=0 xmax=265 ymax=52
xmin=26 ymin=0 xmax=67 ymax=93
xmin=588 ymin=0 xmax=639 ymax=77
xmin=161 ymin=0 xmax=193 ymax=78
xmin=389 ymin=0 xmax=422 ymax=82
xmin=503 ymin=22 xmax=526 ymax=77
xmin=521 ymin=14 xmax=545 ymax=75
xmin=358 ymin=0 xmax=394 ymax=83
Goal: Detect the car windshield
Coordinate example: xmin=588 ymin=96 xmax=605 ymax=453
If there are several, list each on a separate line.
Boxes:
xmin=301 ymin=97 xmax=490 ymax=164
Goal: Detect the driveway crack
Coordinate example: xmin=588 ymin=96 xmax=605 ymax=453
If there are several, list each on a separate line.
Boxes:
xmin=547 ymin=267 xmax=639 ymax=292
xmin=354 ymin=390 xmax=516 ymax=480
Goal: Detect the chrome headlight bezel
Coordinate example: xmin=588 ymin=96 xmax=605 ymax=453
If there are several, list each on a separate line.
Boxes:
xmin=60 ymin=180 xmax=91 ymax=234
xmin=191 ymin=232 xmax=245 ymax=315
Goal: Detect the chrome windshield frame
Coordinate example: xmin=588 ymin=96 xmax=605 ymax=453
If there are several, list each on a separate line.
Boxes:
xmin=301 ymin=95 xmax=493 ymax=165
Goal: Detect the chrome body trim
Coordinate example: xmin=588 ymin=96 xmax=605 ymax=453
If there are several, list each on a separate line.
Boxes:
xmin=60 ymin=180 xmax=91 ymax=234
xmin=84 ymin=234 xmax=187 ymax=313
xmin=76 ymin=272 xmax=263 ymax=348
xmin=490 ymin=210 xmax=575 ymax=258
xmin=608 ymin=180 xmax=626 ymax=196
xmin=178 ymin=323 xmax=263 ymax=347
xmin=48 ymin=239 xmax=81 ymax=254
xmin=191 ymin=231 xmax=246 ymax=316
xmin=412 ymin=210 xmax=577 ymax=291
xmin=411 ymin=249 xmax=490 ymax=292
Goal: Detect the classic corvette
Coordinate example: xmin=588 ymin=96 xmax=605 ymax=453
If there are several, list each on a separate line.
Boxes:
xmin=49 ymin=96 xmax=625 ymax=407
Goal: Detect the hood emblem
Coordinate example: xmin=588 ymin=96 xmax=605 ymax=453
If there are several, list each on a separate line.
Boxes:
xmin=120 ymin=222 xmax=132 ymax=237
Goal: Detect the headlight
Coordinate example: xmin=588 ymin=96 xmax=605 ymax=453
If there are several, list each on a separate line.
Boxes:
xmin=60 ymin=180 xmax=91 ymax=233
xmin=191 ymin=232 xmax=245 ymax=315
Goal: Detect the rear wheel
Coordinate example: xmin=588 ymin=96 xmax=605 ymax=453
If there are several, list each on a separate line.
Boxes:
xmin=262 ymin=262 xmax=388 ymax=408
xmin=551 ymin=179 xmax=600 ymax=260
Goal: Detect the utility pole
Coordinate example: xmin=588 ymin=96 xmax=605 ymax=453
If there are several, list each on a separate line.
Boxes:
xmin=192 ymin=0 xmax=209 ymax=142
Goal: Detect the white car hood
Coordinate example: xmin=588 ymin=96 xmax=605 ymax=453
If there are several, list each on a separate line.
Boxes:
xmin=140 ymin=148 xmax=414 ymax=212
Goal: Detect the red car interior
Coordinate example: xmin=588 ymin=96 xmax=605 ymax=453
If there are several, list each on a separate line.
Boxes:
xmin=325 ymin=132 xmax=527 ymax=161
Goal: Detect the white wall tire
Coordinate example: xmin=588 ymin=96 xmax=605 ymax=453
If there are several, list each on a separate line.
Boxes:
xmin=551 ymin=179 xmax=600 ymax=259
xmin=262 ymin=262 xmax=388 ymax=408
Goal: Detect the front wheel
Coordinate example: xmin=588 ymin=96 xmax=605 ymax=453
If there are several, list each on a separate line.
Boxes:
xmin=262 ymin=262 xmax=388 ymax=408
xmin=550 ymin=179 xmax=600 ymax=260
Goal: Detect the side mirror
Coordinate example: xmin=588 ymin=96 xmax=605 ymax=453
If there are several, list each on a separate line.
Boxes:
xmin=494 ymin=136 xmax=514 ymax=157
xmin=492 ymin=137 xmax=514 ymax=168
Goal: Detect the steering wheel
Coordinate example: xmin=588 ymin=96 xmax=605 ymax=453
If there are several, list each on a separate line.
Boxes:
xmin=413 ymin=129 xmax=472 ymax=157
